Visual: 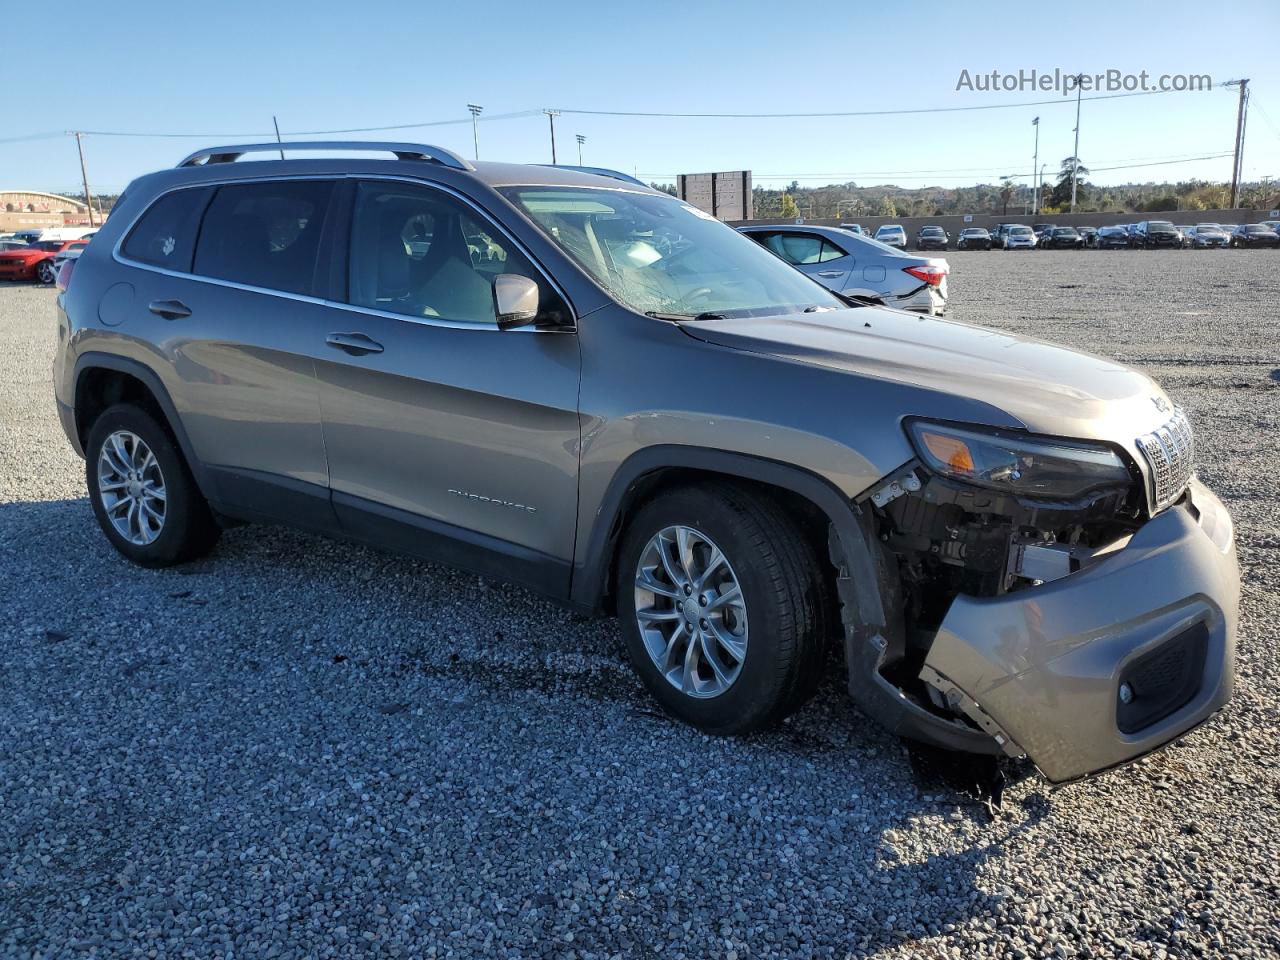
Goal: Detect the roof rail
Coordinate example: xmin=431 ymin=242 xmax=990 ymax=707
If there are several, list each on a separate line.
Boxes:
xmin=536 ymin=164 xmax=649 ymax=187
xmin=176 ymin=141 xmax=474 ymax=171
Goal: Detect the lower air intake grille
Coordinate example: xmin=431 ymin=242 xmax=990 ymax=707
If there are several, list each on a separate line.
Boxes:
xmin=1116 ymin=621 xmax=1208 ymax=735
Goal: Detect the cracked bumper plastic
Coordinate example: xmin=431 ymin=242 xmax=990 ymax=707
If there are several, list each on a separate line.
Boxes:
xmin=923 ymin=478 xmax=1238 ymax=783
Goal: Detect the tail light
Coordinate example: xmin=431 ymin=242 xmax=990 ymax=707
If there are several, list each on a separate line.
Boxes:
xmin=903 ymin=264 xmax=947 ymax=287
xmin=55 ymin=257 xmax=76 ymax=293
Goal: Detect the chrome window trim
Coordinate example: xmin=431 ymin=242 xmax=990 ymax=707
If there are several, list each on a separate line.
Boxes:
xmin=110 ymin=172 xmax=578 ymax=335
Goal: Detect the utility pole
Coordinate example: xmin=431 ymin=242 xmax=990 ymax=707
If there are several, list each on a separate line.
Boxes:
xmin=71 ymin=132 xmax=96 ymax=227
xmin=575 ymin=134 xmax=585 ymax=165
xmin=1224 ymin=79 xmax=1249 ymax=208
xmin=272 ymin=116 xmax=285 ymax=159
xmin=1069 ymin=73 xmax=1084 ymax=212
xmin=1031 ymin=116 xmax=1040 ymax=216
xmin=467 ymin=104 xmax=483 ymax=160
xmin=544 ymin=110 xmax=561 ymax=164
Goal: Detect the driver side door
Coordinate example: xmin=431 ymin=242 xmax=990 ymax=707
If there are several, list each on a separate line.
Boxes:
xmin=314 ymin=179 xmax=582 ymax=597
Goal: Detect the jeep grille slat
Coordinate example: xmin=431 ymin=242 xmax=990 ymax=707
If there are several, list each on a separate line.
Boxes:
xmin=1136 ymin=408 xmax=1194 ymax=513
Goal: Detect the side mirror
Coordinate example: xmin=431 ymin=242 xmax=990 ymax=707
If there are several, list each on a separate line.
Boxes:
xmin=493 ymin=274 xmax=540 ymax=330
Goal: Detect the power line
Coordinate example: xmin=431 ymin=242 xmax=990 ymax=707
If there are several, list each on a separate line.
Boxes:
xmin=643 ymin=153 xmax=1236 ymax=183
xmin=27 ymin=110 xmax=541 ymax=141
xmin=1 ymin=85 xmax=1204 ymax=145
xmin=0 ymin=131 xmax=65 ymax=145
xmin=551 ymin=87 xmax=1190 ymax=120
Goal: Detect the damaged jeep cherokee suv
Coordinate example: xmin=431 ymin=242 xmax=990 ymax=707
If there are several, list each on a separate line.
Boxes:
xmin=53 ymin=142 xmax=1238 ymax=783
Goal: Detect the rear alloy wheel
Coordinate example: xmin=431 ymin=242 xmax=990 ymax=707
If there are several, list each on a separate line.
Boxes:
xmin=36 ymin=259 xmax=57 ymax=284
xmin=616 ymin=484 xmax=829 ymax=734
xmin=86 ymin=404 xmax=220 ymax=567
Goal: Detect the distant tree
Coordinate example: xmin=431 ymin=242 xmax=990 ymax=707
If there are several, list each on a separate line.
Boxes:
xmin=786 ymin=180 xmax=800 ymax=195
xmin=1050 ymin=156 xmax=1091 ymax=208
xmin=779 ymin=193 xmax=800 ymax=218
xmin=648 ymin=182 xmax=677 ymax=197
xmin=1139 ymin=196 xmax=1179 ymax=212
xmin=873 ymin=195 xmax=898 ymax=217
xmin=998 ymin=181 xmax=1015 ymax=215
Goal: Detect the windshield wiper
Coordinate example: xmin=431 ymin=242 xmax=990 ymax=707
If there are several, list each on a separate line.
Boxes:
xmin=644 ymin=311 xmax=727 ymax=321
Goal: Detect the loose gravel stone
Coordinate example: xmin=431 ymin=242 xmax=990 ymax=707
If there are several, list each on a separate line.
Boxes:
xmin=1 ymin=251 xmax=1278 ymax=958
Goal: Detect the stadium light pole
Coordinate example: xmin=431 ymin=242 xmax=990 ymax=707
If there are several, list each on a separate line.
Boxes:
xmin=576 ymin=134 xmax=585 ymax=165
xmin=1069 ymin=73 xmax=1084 ymax=212
xmin=467 ymin=104 xmax=483 ymax=160
xmin=1031 ymin=116 xmax=1040 ymax=216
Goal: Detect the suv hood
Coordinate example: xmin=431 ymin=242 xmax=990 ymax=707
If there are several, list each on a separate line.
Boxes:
xmin=679 ymin=308 xmax=1173 ymax=441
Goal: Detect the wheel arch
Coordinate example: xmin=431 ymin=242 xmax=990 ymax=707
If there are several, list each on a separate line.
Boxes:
xmin=571 ymin=445 xmax=887 ymax=630
xmin=73 ymin=353 xmax=214 ymax=498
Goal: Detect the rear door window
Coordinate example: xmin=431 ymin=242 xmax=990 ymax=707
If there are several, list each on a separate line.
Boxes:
xmin=193 ymin=180 xmax=336 ymax=296
xmin=122 ymin=187 xmax=213 ymax=271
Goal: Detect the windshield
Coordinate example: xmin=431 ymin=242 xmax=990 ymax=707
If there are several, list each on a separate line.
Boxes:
xmin=921 ymin=227 xmax=944 ymax=235
xmin=500 ymin=187 xmax=843 ymax=318
xmin=876 ymin=226 xmax=904 ymax=236
xmin=1010 ymin=227 xmax=1033 ymax=236
xmin=1054 ymin=228 xmax=1078 ymax=235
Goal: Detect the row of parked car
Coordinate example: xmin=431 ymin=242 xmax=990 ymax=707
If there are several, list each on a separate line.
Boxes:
xmin=0 ymin=227 xmax=98 ymax=284
xmin=838 ymin=219 xmax=1280 ymax=252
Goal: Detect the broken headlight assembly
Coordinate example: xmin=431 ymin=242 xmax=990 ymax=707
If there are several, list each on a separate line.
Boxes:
xmin=906 ymin=420 xmax=1132 ymax=501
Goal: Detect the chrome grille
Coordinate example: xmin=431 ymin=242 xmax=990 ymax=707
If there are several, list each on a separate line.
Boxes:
xmin=1136 ymin=409 xmax=1195 ymax=512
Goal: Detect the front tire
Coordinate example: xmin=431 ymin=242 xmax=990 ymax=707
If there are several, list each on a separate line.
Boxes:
xmin=86 ymin=404 xmax=220 ymax=567
xmin=36 ymin=260 xmax=57 ymax=284
xmin=615 ymin=483 xmax=829 ymax=735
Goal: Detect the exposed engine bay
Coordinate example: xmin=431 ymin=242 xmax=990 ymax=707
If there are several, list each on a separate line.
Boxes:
xmin=860 ymin=462 xmax=1145 ymax=721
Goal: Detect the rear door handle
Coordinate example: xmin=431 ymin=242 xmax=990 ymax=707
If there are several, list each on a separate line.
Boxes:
xmin=326 ymin=332 xmax=384 ymax=356
xmin=148 ymin=299 xmax=192 ymax=320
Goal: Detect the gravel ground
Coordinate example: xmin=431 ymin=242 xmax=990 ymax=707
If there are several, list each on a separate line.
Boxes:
xmin=1 ymin=250 xmax=1278 ymax=959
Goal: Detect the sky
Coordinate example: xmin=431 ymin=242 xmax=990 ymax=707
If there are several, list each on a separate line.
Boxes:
xmin=2 ymin=0 xmax=1278 ymax=198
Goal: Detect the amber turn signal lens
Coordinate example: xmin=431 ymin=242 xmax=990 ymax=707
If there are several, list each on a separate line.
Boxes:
xmin=919 ymin=431 xmax=975 ymax=475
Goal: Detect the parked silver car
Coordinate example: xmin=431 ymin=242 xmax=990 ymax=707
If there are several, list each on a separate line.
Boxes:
xmin=873 ymin=224 xmax=907 ymax=250
xmin=738 ymin=224 xmax=948 ymax=315
xmin=1002 ymin=224 xmax=1037 ymax=250
xmin=53 ymin=141 xmax=1237 ymax=784
xmin=1185 ymin=224 xmax=1230 ymax=248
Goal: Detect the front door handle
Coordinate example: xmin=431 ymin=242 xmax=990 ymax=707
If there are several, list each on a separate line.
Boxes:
xmin=326 ymin=332 xmax=384 ymax=356
xmin=817 ymin=270 xmax=845 ymax=278
xmin=148 ymin=299 xmax=192 ymax=320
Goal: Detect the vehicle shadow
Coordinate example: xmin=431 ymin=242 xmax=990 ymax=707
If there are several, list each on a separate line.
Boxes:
xmin=1 ymin=495 xmax=1049 ymax=955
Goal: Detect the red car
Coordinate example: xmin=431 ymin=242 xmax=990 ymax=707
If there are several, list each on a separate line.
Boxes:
xmin=0 ymin=239 xmax=88 ymax=284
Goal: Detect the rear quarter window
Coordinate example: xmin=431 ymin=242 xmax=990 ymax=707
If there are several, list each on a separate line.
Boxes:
xmin=121 ymin=187 xmax=213 ymax=271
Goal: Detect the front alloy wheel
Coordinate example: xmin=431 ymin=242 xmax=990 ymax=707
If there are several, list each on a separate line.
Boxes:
xmin=634 ymin=525 xmax=748 ymax=698
xmin=615 ymin=484 xmax=829 ymax=734
xmin=37 ymin=260 xmax=57 ymax=284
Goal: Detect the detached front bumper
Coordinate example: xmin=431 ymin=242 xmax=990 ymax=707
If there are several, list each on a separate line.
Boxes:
xmin=921 ymin=479 xmax=1237 ymax=783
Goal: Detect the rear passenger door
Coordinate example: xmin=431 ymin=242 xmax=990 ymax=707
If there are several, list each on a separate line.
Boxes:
xmin=121 ymin=178 xmax=340 ymax=528
xmin=313 ymin=178 xmax=582 ymax=596
xmin=752 ymin=231 xmax=852 ymax=291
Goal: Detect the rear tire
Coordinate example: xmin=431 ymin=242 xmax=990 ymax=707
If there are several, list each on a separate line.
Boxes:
xmin=615 ymin=483 xmax=829 ymax=735
xmin=86 ymin=403 xmax=220 ymax=567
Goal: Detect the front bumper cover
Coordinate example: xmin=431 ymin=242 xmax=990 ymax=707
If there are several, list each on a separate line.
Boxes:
xmin=920 ymin=478 xmax=1237 ymax=783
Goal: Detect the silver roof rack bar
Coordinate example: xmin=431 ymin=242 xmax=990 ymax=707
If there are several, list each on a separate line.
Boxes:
xmin=176 ymin=141 xmax=474 ymax=171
